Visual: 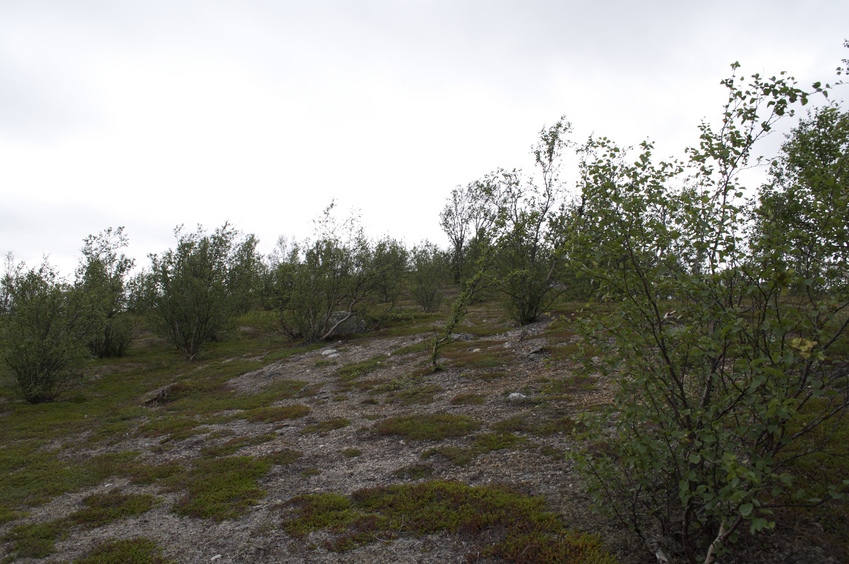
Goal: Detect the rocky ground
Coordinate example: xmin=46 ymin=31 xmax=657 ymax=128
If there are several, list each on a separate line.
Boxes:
xmin=3 ymin=315 xmax=842 ymax=563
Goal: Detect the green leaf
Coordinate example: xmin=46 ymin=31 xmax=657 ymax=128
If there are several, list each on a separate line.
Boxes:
xmin=739 ymin=503 xmax=753 ymax=517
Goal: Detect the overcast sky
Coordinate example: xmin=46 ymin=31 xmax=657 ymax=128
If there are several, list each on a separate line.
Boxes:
xmin=1 ymin=0 xmax=847 ymax=276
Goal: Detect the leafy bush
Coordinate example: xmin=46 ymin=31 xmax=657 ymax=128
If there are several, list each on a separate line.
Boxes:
xmin=570 ymin=65 xmax=848 ymax=562
xmin=148 ymin=223 xmax=260 ymax=360
xmin=0 ymin=258 xmax=97 ymax=403
xmin=76 ymin=227 xmax=135 ymax=358
xmin=267 ymin=205 xmax=392 ymax=342
xmin=409 ymin=241 xmax=448 ymax=312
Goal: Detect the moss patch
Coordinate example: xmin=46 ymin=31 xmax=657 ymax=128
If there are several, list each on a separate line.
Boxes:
xmin=172 ymin=456 xmax=272 ymax=521
xmin=199 ymin=434 xmax=276 ymax=458
xmin=73 ymin=537 xmax=173 ymax=564
xmin=68 ymin=490 xmax=159 ymax=528
xmin=492 ymin=413 xmax=582 ymax=437
xmin=422 ymin=432 xmax=524 ymax=466
xmin=2 ymin=521 xmax=65 ymax=559
xmin=449 ymin=393 xmax=486 ymax=405
xmin=280 ymin=480 xmax=616 ymax=562
xmin=374 ymin=413 xmax=480 ymax=441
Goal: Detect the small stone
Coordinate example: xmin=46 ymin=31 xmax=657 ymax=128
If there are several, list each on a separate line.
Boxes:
xmin=508 ymin=392 xmax=527 ymax=401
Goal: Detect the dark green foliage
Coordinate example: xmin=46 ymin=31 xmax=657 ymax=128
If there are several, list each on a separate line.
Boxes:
xmin=267 ymin=204 xmax=394 ymax=342
xmin=439 ymin=176 xmax=502 ymax=284
xmin=263 ymin=448 xmax=303 ymax=466
xmin=2 ymin=489 xmax=157 ymax=560
xmin=570 ymin=65 xmax=848 ymax=562
xmin=242 ymin=404 xmax=310 ymax=423
xmin=420 ymin=445 xmax=476 ymax=466
xmin=440 ymin=120 xmax=578 ymax=325
xmin=148 ymin=223 xmax=261 ymax=360
xmin=281 ymin=480 xmax=616 ymax=562
xmin=199 ymin=434 xmax=276 ymax=458
xmin=0 ymin=259 xmax=98 ymax=403
xmin=73 ymin=537 xmax=173 ymax=564
xmin=335 ymin=355 xmax=383 ymax=381
xmin=76 ymin=227 xmax=135 ymax=358
xmin=385 ymin=382 xmax=441 ymax=405
xmin=282 ymin=492 xmax=359 ymax=537
xmin=754 ymin=105 xmax=849 ymax=297
xmin=422 ymin=432 xmax=523 ymax=466
xmin=374 ymin=413 xmax=480 ymax=441
xmin=408 ymin=241 xmax=448 ymax=312
xmin=129 ymin=462 xmax=186 ymax=485
xmin=492 ymin=119 xmax=575 ymax=325
xmin=391 ymin=463 xmax=433 ymax=480
xmin=68 ymin=490 xmax=159 ymax=527
xmin=370 ymin=236 xmax=408 ymax=304
xmin=173 ymin=456 xmax=271 ymax=521
xmin=428 ymin=261 xmax=493 ymax=371
xmin=449 ymin=392 xmax=485 ymax=405
xmin=3 ymin=521 xmax=64 ymax=558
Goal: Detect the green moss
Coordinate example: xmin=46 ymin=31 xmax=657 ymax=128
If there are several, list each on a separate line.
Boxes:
xmin=262 ymin=448 xmax=303 ymax=467
xmin=386 ymin=383 xmax=442 ymax=405
xmin=542 ymin=373 xmax=598 ymax=395
xmin=129 ymin=462 xmax=186 ymax=486
xmin=68 ymin=490 xmax=159 ymax=527
xmin=282 ymin=493 xmax=359 ymax=537
xmin=2 ymin=521 xmax=65 ymax=559
xmin=367 ymin=379 xmax=404 ymax=394
xmin=391 ymin=463 xmax=434 ymax=480
xmin=335 ymin=356 xmax=384 ymax=381
xmin=73 ymin=537 xmax=174 ymax=564
xmin=374 ymin=413 xmax=480 ymax=441
xmin=280 ymin=480 xmax=617 ymax=562
xmin=160 ymin=376 xmax=307 ymax=416
xmin=0 ymin=450 xmax=138 ymax=510
xmin=0 ymin=505 xmax=24 ymax=526
xmin=137 ymin=416 xmax=202 ymax=441
xmin=422 ymin=433 xmax=523 ymax=466
xmin=342 ymin=448 xmax=362 ymax=458
xmin=173 ymin=456 xmax=272 ymax=521
xmin=421 ymin=446 xmax=476 ymax=466
xmin=199 ymin=434 xmax=276 ymax=458
xmin=3 ymin=488 xmax=160 ymax=559
xmin=473 ymin=431 xmax=523 ymax=451
xmin=449 ymin=393 xmax=486 ymax=405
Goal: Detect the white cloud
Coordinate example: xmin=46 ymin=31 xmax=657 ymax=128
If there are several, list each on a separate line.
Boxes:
xmin=1 ymin=0 xmax=847 ymax=274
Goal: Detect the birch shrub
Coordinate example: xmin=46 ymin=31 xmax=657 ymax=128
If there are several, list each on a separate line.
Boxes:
xmin=570 ymin=66 xmax=848 ymax=563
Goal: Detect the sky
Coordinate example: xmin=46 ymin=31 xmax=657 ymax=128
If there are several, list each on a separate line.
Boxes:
xmin=1 ymin=0 xmax=847 ymax=276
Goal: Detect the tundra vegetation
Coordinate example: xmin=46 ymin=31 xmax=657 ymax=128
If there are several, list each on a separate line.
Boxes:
xmin=0 ymin=53 xmax=847 ymax=563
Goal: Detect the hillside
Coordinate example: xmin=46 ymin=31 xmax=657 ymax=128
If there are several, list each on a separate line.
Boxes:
xmin=0 ymin=302 xmax=846 ymax=563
